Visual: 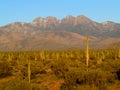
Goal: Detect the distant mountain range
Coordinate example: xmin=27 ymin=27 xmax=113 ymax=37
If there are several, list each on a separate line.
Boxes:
xmin=0 ymin=15 xmax=120 ymax=50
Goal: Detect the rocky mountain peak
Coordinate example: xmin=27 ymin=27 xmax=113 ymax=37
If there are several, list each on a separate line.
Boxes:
xmin=31 ymin=15 xmax=94 ymax=26
xmin=65 ymin=15 xmax=75 ymax=19
xmin=102 ymin=21 xmax=115 ymax=25
xmin=76 ymin=15 xmax=92 ymax=24
xmin=32 ymin=17 xmax=42 ymax=22
xmin=0 ymin=15 xmax=120 ymax=50
xmin=31 ymin=16 xmax=59 ymax=26
xmin=46 ymin=16 xmax=57 ymax=20
xmin=31 ymin=17 xmax=43 ymax=25
xmin=60 ymin=15 xmax=76 ymax=25
xmin=46 ymin=16 xmax=58 ymax=24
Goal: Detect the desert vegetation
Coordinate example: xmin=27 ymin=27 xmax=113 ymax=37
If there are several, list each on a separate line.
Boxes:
xmin=0 ymin=49 xmax=120 ymax=90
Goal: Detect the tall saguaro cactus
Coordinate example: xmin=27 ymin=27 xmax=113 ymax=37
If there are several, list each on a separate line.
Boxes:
xmin=86 ymin=35 xmax=89 ymax=70
xmin=28 ymin=59 xmax=31 ymax=83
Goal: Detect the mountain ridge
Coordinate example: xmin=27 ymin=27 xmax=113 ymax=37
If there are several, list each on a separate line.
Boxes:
xmin=0 ymin=15 xmax=120 ymax=50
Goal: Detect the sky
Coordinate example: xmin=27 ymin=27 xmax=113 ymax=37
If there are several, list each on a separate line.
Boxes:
xmin=0 ymin=0 xmax=120 ymax=26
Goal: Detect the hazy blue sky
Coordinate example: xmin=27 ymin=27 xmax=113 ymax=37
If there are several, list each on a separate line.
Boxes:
xmin=0 ymin=0 xmax=120 ymax=26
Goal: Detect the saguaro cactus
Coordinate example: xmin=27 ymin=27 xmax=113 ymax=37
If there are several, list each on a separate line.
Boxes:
xmin=40 ymin=51 xmax=45 ymax=61
xmin=28 ymin=59 xmax=31 ymax=83
xmin=86 ymin=35 xmax=89 ymax=70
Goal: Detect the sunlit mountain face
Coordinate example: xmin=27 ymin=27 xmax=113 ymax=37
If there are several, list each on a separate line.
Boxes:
xmin=0 ymin=15 xmax=120 ymax=50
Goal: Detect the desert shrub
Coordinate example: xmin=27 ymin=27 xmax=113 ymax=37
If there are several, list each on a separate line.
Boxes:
xmin=62 ymin=68 xmax=85 ymax=90
xmin=83 ymin=69 xmax=106 ymax=86
xmin=83 ymin=69 xmax=114 ymax=90
xmin=76 ymin=85 xmax=99 ymax=90
xmin=0 ymin=79 xmax=41 ymax=90
xmin=17 ymin=63 xmax=28 ymax=79
xmin=0 ymin=50 xmax=120 ymax=90
xmin=116 ymin=69 xmax=120 ymax=80
xmin=0 ymin=61 xmax=12 ymax=78
xmin=62 ymin=68 xmax=112 ymax=90
xmin=98 ymin=59 xmax=120 ymax=82
xmin=51 ymin=59 xmax=69 ymax=78
xmin=0 ymin=79 xmax=30 ymax=90
xmin=30 ymin=61 xmax=46 ymax=78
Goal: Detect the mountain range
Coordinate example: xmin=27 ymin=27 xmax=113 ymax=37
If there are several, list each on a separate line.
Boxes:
xmin=0 ymin=15 xmax=120 ymax=50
